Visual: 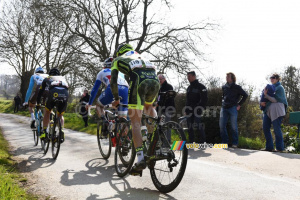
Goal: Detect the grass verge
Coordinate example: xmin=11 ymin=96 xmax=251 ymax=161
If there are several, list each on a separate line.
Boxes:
xmin=0 ymin=128 xmax=37 ymax=199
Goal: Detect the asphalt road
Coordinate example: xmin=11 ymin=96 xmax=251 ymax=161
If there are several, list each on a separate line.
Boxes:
xmin=1 ymin=113 xmax=300 ymax=200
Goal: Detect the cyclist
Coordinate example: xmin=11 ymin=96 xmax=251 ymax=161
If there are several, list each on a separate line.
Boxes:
xmin=23 ymin=66 xmax=48 ymax=129
xmin=36 ymin=68 xmax=69 ymax=142
xmin=111 ymin=44 xmax=160 ymax=175
xmin=85 ymin=57 xmax=129 ymax=120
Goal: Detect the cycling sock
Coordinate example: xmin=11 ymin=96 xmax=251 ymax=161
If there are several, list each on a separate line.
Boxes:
xmin=136 ymin=146 xmax=144 ymax=162
xmin=31 ymin=113 xmax=35 ymax=120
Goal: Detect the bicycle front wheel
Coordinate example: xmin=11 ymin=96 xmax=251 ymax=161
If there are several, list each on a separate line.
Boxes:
xmin=114 ymin=118 xmax=136 ymax=177
xmin=52 ymin=117 xmax=61 ymax=159
xmin=97 ymin=120 xmax=111 ymax=159
xmin=149 ymin=121 xmax=188 ymax=193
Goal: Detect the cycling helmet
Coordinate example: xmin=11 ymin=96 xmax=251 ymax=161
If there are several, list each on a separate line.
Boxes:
xmin=35 ymin=66 xmax=44 ymax=73
xmin=103 ymin=57 xmax=113 ymax=68
xmin=49 ymin=68 xmax=60 ymax=76
xmin=116 ymin=43 xmax=133 ymax=57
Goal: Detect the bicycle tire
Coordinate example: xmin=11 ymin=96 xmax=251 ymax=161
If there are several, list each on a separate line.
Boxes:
xmin=40 ymin=116 xmax=50 ymax=154
xmin=97 ymin=120 xmax=111 ymax=159
xmin=114 ymin=118 xmax=136 ymax=177
xmin=33 ymin=130 xmax=39 ymax=146
xmin=52 ymin=116 xmax=61 ymax=159
xmin=149 ymin=121 xmax=188 ymax=193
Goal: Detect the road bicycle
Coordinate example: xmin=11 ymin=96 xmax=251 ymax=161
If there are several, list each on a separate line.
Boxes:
xmin=39 ymin=100 xmax=64 ymax=159
xmin=94 ymin=104 xmax=135 ymax=177
xmin=128 ymin=90 xmax=188 ymax=193
xmin=32 ymin=105 xmax=44 ymax=146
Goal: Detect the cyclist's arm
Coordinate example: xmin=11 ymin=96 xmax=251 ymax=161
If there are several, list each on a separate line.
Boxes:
xmin=110 ymin=62 xmax=120 ymax=100
xmin=24 ymin=76 xmax=35 ymax=103
xmin=88 ymin=79 xmax=102 ymax=105
xmin=36 ymin=79 xmax=46 ymax=105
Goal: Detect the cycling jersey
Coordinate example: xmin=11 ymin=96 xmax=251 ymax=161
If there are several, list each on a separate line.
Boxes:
xmin=111 ymin=51 xmax=160 ymax=110
xmin=88 ymin=68 xmax=129 ymax=106
xmin=25 ymin=73 xmax=48 ymax=103
xmin=37 ymin=76 xmax=69 ymax=114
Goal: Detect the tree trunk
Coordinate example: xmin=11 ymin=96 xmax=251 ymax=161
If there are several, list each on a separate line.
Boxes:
xmin=19 ymin=71 xmax=33 ymax=103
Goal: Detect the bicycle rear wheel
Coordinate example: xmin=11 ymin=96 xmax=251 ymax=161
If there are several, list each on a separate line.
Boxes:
xmin=52 ymin=116 xmax=61 ymax=159
xmin=97 ymin=120 xmax=111 ymax=159
xmin=114 ymin=118 xmax=136 ymax=177
xmin=149 ymin=121 xmax=188 ymax=193
xmin=40 ymin=117 xmax=50 ymax=154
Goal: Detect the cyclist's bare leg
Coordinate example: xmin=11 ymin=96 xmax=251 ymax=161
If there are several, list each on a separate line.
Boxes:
xmin=96 ymin=104 xmax=104 ymax=118
xmin=58 ymin=114 xmax=64 ymax=127
xmin=43 ymin=109 xmax=51 ymax=129
xmin=28 ymin=102 xmax=36 ymax=121
xmin=129 ymin=109 xmax=143 ymax=148
xmin=143 ymin=103 xmax=157 ymax=133
xmin=28 ymin=102 xmax=35 ymax=114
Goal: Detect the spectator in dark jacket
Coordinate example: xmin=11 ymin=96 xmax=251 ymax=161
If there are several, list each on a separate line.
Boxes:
xmin=14 ymin=94 xmax=21 ymax=113
xmin=80 ymin=89 xmax=90 ymax=127
xmin=157 ymin=74 xmax=176 ymax=143
xmin=220 ymin=72 xmax=248 ymax=147
xmin=185 ymin=71 xmax=208 ymax=143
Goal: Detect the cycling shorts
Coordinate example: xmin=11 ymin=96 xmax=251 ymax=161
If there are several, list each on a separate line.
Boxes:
xmin=45 ymin=87 xmax=69 ymax=114
xmin=128 ymin=69 xmax=160 ymax=110
xmin=29 ymin=86 xmax=48 ymax=105
xmin=98 ymin=84 xmax=128 ymax=115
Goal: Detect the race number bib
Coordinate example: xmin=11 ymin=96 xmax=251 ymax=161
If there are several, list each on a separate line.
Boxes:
xmin=129 ymin=59 xmax=155 ymax=70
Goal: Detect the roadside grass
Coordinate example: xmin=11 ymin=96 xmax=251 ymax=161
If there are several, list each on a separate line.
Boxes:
xmin=0 ymin=100 xmax=298 ymax=153
xmin=238 ymin=136 xmax=265 ymax=150
xmin=0 ymin=128 xmax=37 ymax=199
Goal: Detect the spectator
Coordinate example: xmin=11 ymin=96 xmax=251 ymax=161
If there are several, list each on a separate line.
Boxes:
xmin=157 ymin=74 xmax=176 ymax=143
xmin=219 ymin=72 xmax=248 ymax=148
xmin=80 ymin=89 xmax=90 ymax=127
xmin=14 ymin=94 xmax=21 ymax=113
xmin=185 ymin=71 xmax=207 ymax=143
xmin=261 ymin=73 xmax=288 ymax=152
xmin=259 ymin=84 xmax=276 ymax=111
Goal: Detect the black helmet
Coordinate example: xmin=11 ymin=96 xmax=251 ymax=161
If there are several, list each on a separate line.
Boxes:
xmin=103 ymin=57 xmax=113 ymax=68
xmin=116 ymin=43 xmax=133 ymax=57
xmin=49 ymin=68 xmax=60 ymax=76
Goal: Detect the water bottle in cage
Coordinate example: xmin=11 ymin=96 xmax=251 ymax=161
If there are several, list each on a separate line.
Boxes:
xmin=141 ymin=126 xmax=148 ymax=141
xmin=108 ymin=120 xmax=115 ymax=131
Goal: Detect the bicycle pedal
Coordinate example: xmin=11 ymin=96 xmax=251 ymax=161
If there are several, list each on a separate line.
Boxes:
xmin=129 ymin=170 xmax=143 ymax=177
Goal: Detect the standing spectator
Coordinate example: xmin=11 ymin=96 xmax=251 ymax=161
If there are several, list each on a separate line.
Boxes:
xmin=157 ymin=74 xmax=176 ymax=143
xmin=219 ymin=72 xmax=248 ymax=148
xmin=185 ymin=71 xmax=208 ymax=143
xmin=14 ymin=94 xmax=21 ymax=113
xmin=261 ymin=73 xmax=288 ymax=152
xmin=80 ymin=89 xmax=90 ymax=127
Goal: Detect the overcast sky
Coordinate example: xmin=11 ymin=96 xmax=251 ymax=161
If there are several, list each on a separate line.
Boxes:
xmin=169 ymin=0 xmax=300 ymax=95
xmin=1 ymin=0 xmax=300 ymax=96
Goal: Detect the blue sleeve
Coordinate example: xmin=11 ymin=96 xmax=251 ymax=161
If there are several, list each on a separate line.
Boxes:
xmin=89 ymin=79 xmax=101 ymax=105
xmin=25 ymin=76 xmax=35 ymax=103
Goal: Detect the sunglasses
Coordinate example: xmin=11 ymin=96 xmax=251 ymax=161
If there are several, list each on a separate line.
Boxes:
xmin=270 ymin=76 xmax=276 ymax=79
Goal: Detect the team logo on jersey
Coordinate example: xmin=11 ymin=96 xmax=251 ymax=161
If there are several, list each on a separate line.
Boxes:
xmin=53 ymin=93 xmax=59 ymax=98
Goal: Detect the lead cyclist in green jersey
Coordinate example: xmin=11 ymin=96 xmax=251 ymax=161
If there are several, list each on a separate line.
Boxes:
xmin=111 ymin=43 xmax=160 ymax=175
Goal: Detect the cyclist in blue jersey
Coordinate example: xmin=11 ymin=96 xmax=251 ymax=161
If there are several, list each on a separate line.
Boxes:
xmin=23 ymin=67 xmax=48 ymax=129
xmin=85 ymin=57 xmax=129 ymax=119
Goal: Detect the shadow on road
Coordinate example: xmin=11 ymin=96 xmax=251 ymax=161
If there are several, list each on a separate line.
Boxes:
xmin=271 ymin=151 xmax=300 ymax=159
xmin=90 ymin=177 xmax=178 ymax=200
xmin=188 ymin=149 xmax=212 ymax=159
xmin=60 ymin=158 xmax=114 ymax=186
xmin=12 ymin=146 xmax=56 ymax=173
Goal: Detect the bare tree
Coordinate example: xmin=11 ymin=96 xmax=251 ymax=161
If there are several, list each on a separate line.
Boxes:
xmin=45 ymin=0 xmax=217 ymax=81
xmin=0 ymin=0 xmax=44 ymax=100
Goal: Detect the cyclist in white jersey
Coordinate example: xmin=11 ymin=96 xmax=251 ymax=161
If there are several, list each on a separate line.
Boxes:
xmin=23 ymin=66 xmax=48 ymax=129
xmin=85 ymin=57 xmax=129 ymax=118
